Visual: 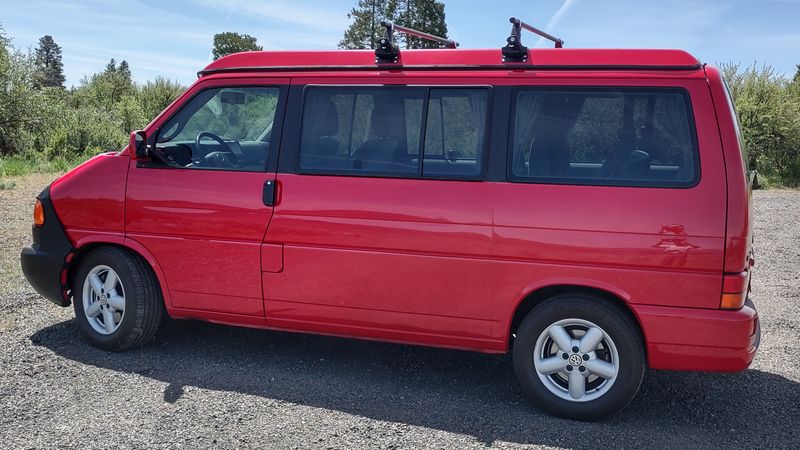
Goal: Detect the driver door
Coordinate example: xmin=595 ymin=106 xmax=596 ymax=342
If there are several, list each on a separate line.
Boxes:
xmin=125 ymin=79 xmax=288 ymax=317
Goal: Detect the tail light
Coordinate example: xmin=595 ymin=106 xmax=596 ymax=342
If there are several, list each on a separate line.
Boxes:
xmin=721 ymin=270 xmax=749 ymax=310
xmin=33 ymin=199 xmax=45 ymax=228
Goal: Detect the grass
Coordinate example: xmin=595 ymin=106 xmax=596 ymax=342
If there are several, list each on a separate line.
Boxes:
xmin=0 ymin=153 xmax=91 ymax=178
xmin=756 ymin=172 xmax=800 ymax=189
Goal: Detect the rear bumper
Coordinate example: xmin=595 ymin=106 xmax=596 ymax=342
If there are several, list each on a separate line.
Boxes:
xmin=19 ymin=186 xmax=73 ymax=307
xmin=635 ymin=298 xmax=760 ymax=372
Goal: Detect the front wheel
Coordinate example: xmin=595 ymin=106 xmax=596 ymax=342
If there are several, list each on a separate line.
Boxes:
xmin=512 ymin=293 xmax=645 ymax=421
xmin=73 ymin=246 xmax=164 ymax=351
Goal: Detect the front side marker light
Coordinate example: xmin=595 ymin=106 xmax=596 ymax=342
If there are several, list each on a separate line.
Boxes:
xmin=33 ymin=199 xmax=44 ymax=227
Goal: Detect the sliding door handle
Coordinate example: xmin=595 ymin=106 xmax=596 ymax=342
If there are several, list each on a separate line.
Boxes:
xmin=263 ymin=179 xmax=276 ymax=206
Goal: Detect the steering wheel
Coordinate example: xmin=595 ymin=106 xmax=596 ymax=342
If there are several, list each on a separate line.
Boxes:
xmin=195 ymin=131 xmax=237 ymax=166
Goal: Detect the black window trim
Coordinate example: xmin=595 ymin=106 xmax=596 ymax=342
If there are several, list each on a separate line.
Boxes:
xmin=294 ymin=84 xmax=494 ymax=182
xmin=506 ymin=85 xmax=702 ymax=189
xmin=140 ymin=83 xmax=289 ymax=173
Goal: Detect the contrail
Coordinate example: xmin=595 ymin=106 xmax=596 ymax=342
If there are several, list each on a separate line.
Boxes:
xmin=536 ymin=0 xmax=578 ymax=47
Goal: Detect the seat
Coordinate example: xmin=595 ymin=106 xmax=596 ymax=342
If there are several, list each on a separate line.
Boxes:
xmin=353 ymin=104 xmax=410 ymax=170
xmin=599 ymin=121 xmax=650 ymax=180
xmin=301 ymin=98 xmax=340 ymax=168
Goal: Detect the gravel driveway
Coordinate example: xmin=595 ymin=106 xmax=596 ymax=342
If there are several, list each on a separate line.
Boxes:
xmin=1 ymin=174 xmax=798 ymax=449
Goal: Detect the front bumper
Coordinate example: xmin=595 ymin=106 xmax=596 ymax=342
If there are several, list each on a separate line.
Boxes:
xmin=636 ymin=298 xmax=760 ymax=372
xmin=19 ymin=186 xmax=73 ymax=307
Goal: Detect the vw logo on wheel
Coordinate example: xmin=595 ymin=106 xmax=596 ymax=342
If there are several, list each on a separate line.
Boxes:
xmin=569 ymin=354 xmax=583 ymax=366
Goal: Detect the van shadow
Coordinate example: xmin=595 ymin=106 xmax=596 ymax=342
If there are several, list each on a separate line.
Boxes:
xmin=31 ymin=319 xmax=799 ymax=448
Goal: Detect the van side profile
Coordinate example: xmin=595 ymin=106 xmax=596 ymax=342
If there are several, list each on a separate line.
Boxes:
xmin=20 ymin=22 xmax=758 ymax=420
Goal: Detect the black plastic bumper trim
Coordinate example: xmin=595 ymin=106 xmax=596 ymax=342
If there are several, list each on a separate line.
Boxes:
xmin=19 ymin=186 xmax=73 ymax=307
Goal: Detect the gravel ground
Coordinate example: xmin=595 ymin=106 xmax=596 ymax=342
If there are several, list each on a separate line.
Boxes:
xmin=1 ymin=174 xmax=798 ymax=449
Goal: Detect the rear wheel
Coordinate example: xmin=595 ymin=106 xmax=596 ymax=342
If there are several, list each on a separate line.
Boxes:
xmin=73 ymin=246 xmax=164 ymax=351
xmin=512 ymin=293 xmax=645 ymax=421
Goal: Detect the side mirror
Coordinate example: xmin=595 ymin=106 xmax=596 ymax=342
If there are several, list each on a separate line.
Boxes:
xmin=130 ymin=130 xmax=148 ymax=159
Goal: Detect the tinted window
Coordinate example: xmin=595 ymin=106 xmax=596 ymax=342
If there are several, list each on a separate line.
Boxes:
xmin=299 ymin=86 xmax=488 ymax=178
xmin=423 ymin=90 xmax=488 ymax=177
xmin=510 ymin=89 xmax=698 ymax=187
xmin=299 ymin=87 xmax=424 ymax=175
xmin=156 ymin=87 xmax=279 ymax=171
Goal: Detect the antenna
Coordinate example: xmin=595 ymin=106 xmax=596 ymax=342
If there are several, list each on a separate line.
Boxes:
xmin=501 ymin=17 xmax=564 ymax=63
xmin=375 ymin=21 xmax=459 ymax=64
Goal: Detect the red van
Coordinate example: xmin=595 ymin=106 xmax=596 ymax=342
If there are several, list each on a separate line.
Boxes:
xmin=20 ymin=21 xmax=758 ymax=420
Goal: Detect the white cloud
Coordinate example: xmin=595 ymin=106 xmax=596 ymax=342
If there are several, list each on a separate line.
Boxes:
xmin=536 ymin=0 xmax=578 ymax=47
xmin=188 ymin=0 xmax=349 ymax=32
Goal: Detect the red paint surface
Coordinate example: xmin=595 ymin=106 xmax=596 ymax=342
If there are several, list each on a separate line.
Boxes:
xmin=42 ymin=50 xmax=757 ymax=372
xmin=201 ymin=48 xmax=701 ymax=73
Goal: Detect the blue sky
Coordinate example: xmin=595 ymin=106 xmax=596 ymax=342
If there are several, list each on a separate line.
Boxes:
xmin=1 ymin=0 xmax=798 ymax=87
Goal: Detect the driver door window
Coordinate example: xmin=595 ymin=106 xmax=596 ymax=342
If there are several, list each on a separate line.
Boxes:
xmin=156 ymin=87 xmax=280 ymax=171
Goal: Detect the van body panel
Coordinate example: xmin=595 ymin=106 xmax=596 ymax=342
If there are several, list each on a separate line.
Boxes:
xmin=125 ymin=165 xmax=271 ymax=316
xmin=493 ymin=78 xmax=726 ymax=310
xmin=263 ymin=173 xmax=497 ymax=340
xmin=49 ymin=153 xmax=129 ymax=234
xmin=22 ymin=49 xmax=759 ymax=375
xmin=202 ymin=49 xmax=703 ymax=73
xmin=636 ymin=301 xmax=758 ymax=371
xmin=704 ymin=65 xmax=754 ymax=274
xmin=123 ymin=77 xmax=289 ymax=317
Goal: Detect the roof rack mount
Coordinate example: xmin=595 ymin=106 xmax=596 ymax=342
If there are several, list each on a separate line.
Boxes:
xmin=502 ymin=17 xmax=564 ymax=63
xmin=375 ymin=20 xmax=458 ymax=64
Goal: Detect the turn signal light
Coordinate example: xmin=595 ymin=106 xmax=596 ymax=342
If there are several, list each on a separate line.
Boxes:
xmin=720 ymin=292 xmax=746 ymax=310
xmin=721 ymin=270 xmax=749 ymax=310
xmin=33 ymin=199 xmax=44 ymax=228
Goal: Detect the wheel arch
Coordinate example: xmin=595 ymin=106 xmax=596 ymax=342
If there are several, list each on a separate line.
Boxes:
xmin=507 ymin=282 xmax=646 ymax=352
xmin=66 ymin=238 xmax=172 ymax=309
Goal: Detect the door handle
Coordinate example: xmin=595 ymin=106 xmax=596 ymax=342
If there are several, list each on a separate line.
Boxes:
xmin=263 ymin=179 xmax=276 ymax=206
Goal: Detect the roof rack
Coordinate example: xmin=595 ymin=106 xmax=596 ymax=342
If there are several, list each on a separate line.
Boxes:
xmin=501 ymin=17 xmax=564 ymax=63
xmin=375 ymin=20 xmax=458 ymax=64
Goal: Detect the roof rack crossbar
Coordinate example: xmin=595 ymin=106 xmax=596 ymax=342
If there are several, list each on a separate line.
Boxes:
xmin=375 ymin=20 xmax=458 ymax=64
xmin=502 ymin=17 xmax=564 ymax=63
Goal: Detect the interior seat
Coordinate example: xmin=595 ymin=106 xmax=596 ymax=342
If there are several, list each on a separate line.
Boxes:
xmin=353 ymin=104 xmax=409 ymax=170
xmin=599 ymin=119 xmax=650 ymax=180
xmin=302 ymin=98 xmax=341 ymax=168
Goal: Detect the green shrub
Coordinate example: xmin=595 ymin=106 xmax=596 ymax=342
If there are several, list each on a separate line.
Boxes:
xmin=0 ymin=24 xmax=186 ymax=171
xmin=720 ymin=63 xmax=800 ymax=186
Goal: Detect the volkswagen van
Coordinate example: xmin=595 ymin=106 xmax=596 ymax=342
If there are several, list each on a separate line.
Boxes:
xmin=20 ymin=20 xmax=759 ymax=420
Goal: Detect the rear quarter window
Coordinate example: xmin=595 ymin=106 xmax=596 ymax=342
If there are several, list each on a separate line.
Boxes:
xmin=509 ymin=88 xmax=700 ymax=187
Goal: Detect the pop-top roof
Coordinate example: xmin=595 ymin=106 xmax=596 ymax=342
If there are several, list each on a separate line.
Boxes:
xmin=199 ymin=48 xmax=701 ymax=76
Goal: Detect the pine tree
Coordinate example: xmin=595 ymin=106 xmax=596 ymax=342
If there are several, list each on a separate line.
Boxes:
xmin=212 ymin=32 xmax=262 ymax=60
xmin=118 ymin=60 xmax=132 ymax=87
xmin=392 ymin=0 xmax=449 ymax=49
xmin=33 ymin=35 xmax=65 ymax=88
xmin=339 ymin=0 xmax=396 ymax=49
xmin=339 ymin=0 xmax=448 ymax=50
xmin=105 ymin=58 xmax=117 ymax=74
xmin=794 ymin=64 xmax=800 ymax=83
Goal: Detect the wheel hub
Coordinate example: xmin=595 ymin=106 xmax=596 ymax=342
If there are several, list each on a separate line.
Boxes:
xmin=82 ymin=265 xmax=126 ymax=335
xmin=532 ymin=318 xmax=620 ymax=402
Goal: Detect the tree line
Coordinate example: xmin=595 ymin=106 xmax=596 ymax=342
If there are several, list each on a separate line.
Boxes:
xmin=2 ymin=0 xmax=800 ymax=186
xmin=0 ymin=25 xmax=185 ymax=174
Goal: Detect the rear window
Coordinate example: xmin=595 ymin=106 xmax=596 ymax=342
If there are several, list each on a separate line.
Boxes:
xmin=509 ymin=88 xmax=699 ymax=187
xmin=298 ymin=86 xmax=489 ymax=178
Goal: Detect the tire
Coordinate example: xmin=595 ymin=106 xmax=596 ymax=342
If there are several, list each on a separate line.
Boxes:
xmin=512 ymin=293 xmax=645 ymax=421
xmin=72 ymin=246 xmax=164 ymax=351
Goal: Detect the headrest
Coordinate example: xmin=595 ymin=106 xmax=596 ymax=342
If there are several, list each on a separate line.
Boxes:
xmin=316 ymin=98 xmax=339 ymax=136
xmin=370 ymin=103 xmax=400 ymax=138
